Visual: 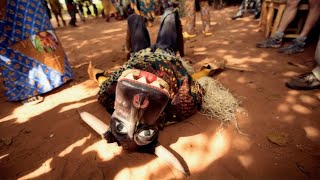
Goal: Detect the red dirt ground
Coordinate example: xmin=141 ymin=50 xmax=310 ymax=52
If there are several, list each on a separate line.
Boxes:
xmin=1 ymin=6 xmax=320 ymax=180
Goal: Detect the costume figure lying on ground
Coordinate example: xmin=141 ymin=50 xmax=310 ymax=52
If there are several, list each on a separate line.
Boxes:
xmin=0 ymin=0 xmax=73 ymax=104
xmin=79 ymin=8 xmax=238 ymax=175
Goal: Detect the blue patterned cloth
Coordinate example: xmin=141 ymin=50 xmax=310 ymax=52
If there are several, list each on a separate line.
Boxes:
xmin=0 ymin=0 xmax=73 ymax=101
xmin=130 ymin=0 xmax=156 ymax=20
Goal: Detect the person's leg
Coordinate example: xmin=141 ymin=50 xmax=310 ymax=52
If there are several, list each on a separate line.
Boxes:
xmin=286 ymin=35 xmax=320 ymax=90
xmin=232 ymin=0 xmax=246 ymax=20
xmin=279 ymin=0 xmax=320 ymax=53
xmin=59 ymin=13 xmax=66 ymax=26
xmin=54 ymin=14 xmax=60 ymax=27
xmin=254 ymin=0 xmax=261 ymax=19
xmin=183 ymin=0 xmax=196 ymax=38
xmin=200 ymin=1 xmax=212 ymax=35
xmin=256 ymin=0 xmax=300 ymax=48
xmin=70 ymin=13 xmax=77 ymax=26
xmin=299 ymin=0 xmax=320 ymax=37
xmin=126 ymin=14 xmax=151 ymax=53
xmin=312 ymin=34 xmax=320 ymax=81
xmin=119 ymin=5 xmax=125 ymax=17
xmin=276 ymin=0 xmax=300 ymax=35
xmin=154 ymin=8 xmax=183 ymax=56
xmin=104 ymin=1 xmax=111 ymax=21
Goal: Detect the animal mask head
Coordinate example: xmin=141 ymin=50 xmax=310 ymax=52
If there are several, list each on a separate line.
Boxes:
xmin=110 ymin=69 xmax=170 ymax=151
xmin=79 ymin=69 xmax=188 ymax=175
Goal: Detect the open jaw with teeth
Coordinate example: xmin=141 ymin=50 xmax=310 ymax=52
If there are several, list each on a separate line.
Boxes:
xmin=118 ymin=69 xmax=169 ymax=95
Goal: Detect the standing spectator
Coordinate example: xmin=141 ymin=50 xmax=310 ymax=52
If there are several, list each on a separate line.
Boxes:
xmin=113 ymin=0 xmax=131 ymax=19
xmin=49 ymin=0 xmax=67 ymax=27
xmin=44 ymin=0 xmax=52 ymax=20
xmin=86 ymin=2 xmax=93 ymax=17
xmin=101 ymin=0 xmax=117 ymax=21
xmin=256 ymin=0 xmax=320 ymax=54
xmin=231 ymin=0 xmax=261 ymax=20
xmin=93 ymin=3 xmax=99 ymax=17
xmin=65 ymin=0 xmax=78 ymax=26
xmin=130 ymin=0 xmax=156 ymax=27
xmin=286 ymin=35 xmax=320 ymax=90
xmin=77 ymin=1 xmax=86 ymax=21
xmin=183 ymin=0 xmax=212 ymax=38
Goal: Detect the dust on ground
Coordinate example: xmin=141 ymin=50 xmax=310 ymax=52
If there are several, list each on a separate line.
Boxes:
xmin=1 ymin=7 xmax=320 ymax=180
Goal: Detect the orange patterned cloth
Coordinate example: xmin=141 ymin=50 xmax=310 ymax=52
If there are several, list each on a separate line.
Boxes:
xmin=185 ymin=0 xmax=211 ymax=34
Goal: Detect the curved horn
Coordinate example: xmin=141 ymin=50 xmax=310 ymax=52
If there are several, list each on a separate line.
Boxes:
xmin=77 ymin=110 xmax=109 ymax=135
xmin=154 ymin=145 xmax=189 ymax=176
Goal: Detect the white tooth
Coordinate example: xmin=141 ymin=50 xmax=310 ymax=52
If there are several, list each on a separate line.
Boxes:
xmin=126 ymin=73 xmax=134 ymax=80
xmin=137 ymin=77 xmax=147 ymax=83
xmin=150 ymin=81 xmax=160 ymax=88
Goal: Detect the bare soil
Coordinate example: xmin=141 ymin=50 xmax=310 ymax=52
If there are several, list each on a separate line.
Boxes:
xmin=1 ymin=7 xmax=320 ymax=180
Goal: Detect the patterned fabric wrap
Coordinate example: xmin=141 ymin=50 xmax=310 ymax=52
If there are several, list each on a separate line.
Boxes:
xmin=0 ymin=0 xmax=73 ymax=101
xmin=98 ymin=48 xmax=203 ymax=125
xmin=185 ymin=0 xmax=211 ymax=34
xmin=130 ymin=0 xmax=156 ymax=20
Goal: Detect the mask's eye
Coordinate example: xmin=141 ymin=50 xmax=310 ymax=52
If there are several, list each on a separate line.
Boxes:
xmin=138 ymin=129 xmax=155 ymax=138
xmin=115 ymin=121 xmax=127 ymax=134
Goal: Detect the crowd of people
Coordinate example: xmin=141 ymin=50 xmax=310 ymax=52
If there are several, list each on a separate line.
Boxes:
xmin=0 ymin=0 xmax=319 ymax=105
xmin=44 ymin=0 xmax=174 ymax=27
xmin=43 ymin=0 xmax=223 ymax=28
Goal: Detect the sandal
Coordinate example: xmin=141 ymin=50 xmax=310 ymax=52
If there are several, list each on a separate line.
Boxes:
xmin=202 ymin=31 xmax=213 ymax=36
xmin=183 ymin=32 xmax=197 ymax=39
xmin=21 ymin=96 xmax=44 ymax=105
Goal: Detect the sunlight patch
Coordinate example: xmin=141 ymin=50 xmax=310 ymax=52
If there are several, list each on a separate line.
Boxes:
xmin=292 ymin=104 xmax=312 ymax=114
xmin=277 ymin=103 xmax=289 ymax=113
xmin=193 ymin=47 xmax=207 ymax=52
xmin=102 ymin=28 xmax=123 ymax=34
xmin=18 ymin=158 xmax=53 ymax=180
xmin=82 ymin=140 xmax=122 ymax=161
xmin=171 ymin=131 xmax=230 ymax=173
xmin=59 ymin=135 xmax=91 ymax=157
xmin=59 ymin=99 xmax=96 ymax=113
xmin=12 ymin=82 xmax=97 ymax=124
xmin=0 ymin=114 xmax=16 ymax=123
xmin=0 ymin=153 xmax=9 ymax=160
xmin=282 ymin=115 xmax=295 ymax=123
xmin=303 ymin=126 xmax=319 ymax=140
xmin=237 ymin=154 xmax=253 ymax=169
